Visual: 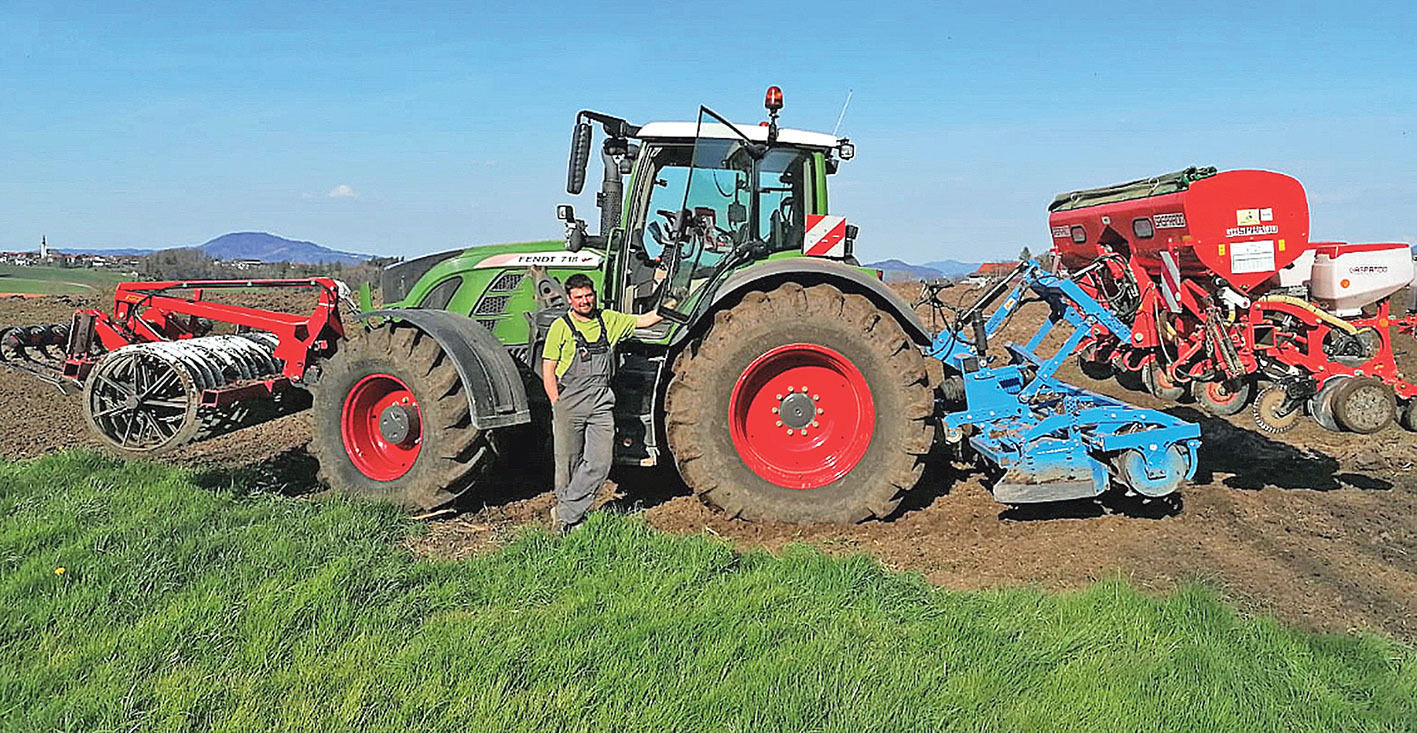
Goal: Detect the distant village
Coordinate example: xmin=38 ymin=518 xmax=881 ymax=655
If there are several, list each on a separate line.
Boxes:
xmin=2 ymin=237 xmax=288 ymax=274
xmin=0 ymin=237 xmax=140 ymax=270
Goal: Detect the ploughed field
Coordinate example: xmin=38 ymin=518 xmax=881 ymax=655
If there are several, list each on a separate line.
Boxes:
xmin=3 ymin=286 xmax=1416 ymax=644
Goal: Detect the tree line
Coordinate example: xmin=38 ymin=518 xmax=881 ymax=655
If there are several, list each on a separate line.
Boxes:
xmin=138 ymin=249 xmax=401 ymax=290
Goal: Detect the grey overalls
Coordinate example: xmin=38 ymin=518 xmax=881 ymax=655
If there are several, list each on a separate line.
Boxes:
xmin=552 ymin=312 xmax=616 ymax=527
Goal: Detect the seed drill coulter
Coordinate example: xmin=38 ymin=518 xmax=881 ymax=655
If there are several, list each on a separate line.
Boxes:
xmin=0 ymin=89 xmax=1203 ymax=520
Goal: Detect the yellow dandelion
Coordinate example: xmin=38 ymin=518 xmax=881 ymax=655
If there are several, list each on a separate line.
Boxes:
xmin=54 ymin=567 xmax=65 ymax=575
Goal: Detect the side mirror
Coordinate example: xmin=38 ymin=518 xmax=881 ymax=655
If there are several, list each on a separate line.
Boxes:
xmin=557 ymin=204 xmax=575 ymax=222
xmin=728 ymin=201 xmax=747 ymax=226
xmin=567 ymin=122 xmax=592 ymax=194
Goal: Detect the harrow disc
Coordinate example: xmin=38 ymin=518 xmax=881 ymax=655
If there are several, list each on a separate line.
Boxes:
xmin=0 ymin=322 xmax=72 ymax=384
xmin=82 ymin=333 xmax=292 ymax=455
xmin=1307 ymin=376 xmax=1347 ymax=432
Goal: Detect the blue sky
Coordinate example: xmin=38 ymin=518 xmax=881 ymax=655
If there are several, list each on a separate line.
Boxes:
xmin=1 ymin=1 xmax=1413 ymax=262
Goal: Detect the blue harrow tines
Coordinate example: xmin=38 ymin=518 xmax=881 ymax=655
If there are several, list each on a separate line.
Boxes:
xmin=929 ymin=260 xmax=1202 ymax=504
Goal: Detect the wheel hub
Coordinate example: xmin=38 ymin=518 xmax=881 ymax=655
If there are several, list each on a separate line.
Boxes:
xmin=778 ymin=391 xmax=816 ymax=429
xmin=379 ymin=403 xmax=420 ymax=445
xmin=729 ymin=343 xmax=874 ymax=490
xmin=341 ymin=373 xmax=422 ymax=481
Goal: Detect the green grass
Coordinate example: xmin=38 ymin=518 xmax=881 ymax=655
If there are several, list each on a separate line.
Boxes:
xmin=0 ymin=265 xmax=126 ymax=295
xmin=1 ymin=453 xmax=1413 ymax=732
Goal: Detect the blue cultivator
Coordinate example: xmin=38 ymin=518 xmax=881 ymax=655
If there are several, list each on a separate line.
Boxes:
xmin=927 ymin=261 xmax=1201 ymax=504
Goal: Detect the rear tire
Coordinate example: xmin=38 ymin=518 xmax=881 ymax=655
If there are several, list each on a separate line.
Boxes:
xmin=1331 ymin=376 xmax=1395 ymax=434
xmin=310 ymin=324 xmax=494 ymax=510
xmin=665 ymin=283 xmax=936 ymax=523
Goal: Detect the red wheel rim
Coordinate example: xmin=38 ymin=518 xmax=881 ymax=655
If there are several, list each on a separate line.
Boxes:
xmin=341 ymin=374 xmax=422 ymax=481
xmin=1204 ymin=381 xmax=1242 ymax=406
xmin=728 ymin=343 xmax=875 ymax=490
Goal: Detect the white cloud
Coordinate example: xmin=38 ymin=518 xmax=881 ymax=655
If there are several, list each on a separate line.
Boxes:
xmin=328 ymin=184 xmax=359 ymax=199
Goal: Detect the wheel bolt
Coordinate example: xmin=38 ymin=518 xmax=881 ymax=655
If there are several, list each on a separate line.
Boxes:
xmin=771 ymin=407 xmax=779 ymax=414
xmin=775 ymin=420 xmax=783 ymax=427
xmin=813 ymin=394 xmax=819 ymax=400
xmin=786 ymin=429 xmax=794 ymax=435
xmin=811 ymin=420 xmax=819 ymax=427
xmin=787 ymin=387 xmax=794 ymax=393
xmin=801 ymin=386 xmax=808 ymax=393
xmin=775 ymin=394 xmax=783 ymax=400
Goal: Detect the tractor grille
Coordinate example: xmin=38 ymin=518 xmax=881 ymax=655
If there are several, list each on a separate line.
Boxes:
xmin=474 ymin=294 xmax=511 ymax=316
xmin=490 ymin=271 xmax=525 ymax=292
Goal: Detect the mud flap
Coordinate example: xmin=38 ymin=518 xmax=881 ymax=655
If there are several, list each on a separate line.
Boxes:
xmin=358 ymin=308 xmax=530 ymax=430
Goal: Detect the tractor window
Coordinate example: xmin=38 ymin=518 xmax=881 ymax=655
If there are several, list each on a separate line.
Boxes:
xmin=759 ymin=147 xmax=812 ymax=253
xmin=418 ymin=276 xmax=462 ymax=310
xmin=636 ymin=142 xmax=750 ymax=261
xmin=632 ymin=140 xmax=813 ymax=258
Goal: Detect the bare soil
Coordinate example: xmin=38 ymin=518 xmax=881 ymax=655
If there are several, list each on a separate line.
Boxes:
xmin=3 ymin=286 xmax=1414 ymax=643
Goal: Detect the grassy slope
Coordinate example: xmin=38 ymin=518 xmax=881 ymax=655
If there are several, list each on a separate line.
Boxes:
xmin=0 ymin=265 xmax=126 ymax=294
xmin=1 ymin=453 xmax=1413 ymax=732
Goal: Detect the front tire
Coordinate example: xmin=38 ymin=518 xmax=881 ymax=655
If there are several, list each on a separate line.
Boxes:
xmin=665 ymin=283 xmax=936 ymax=523
xmin=310 ymin=324 xmax=494 ymax=510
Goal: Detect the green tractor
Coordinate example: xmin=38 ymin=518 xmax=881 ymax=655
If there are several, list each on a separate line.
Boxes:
xmin=310 ymin=88 xmax=938 ymax=522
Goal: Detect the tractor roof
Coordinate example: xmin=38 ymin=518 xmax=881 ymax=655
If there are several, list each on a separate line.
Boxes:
xmin=635 ymin=121 xmax=843 ymax=150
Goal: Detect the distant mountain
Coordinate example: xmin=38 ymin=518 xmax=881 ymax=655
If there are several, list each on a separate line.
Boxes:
xmin=921 ymin=259 xmax=983 ymax=278
xmin=865 ymin=259 xmax=942 ymax=282
xmin=57 ymin=232 xmax=373 ymax=265
xmin=193 ymin=232 xmax=370 ymax=265
xmin=866 ymin=258 xmax=981 ymax=283
xmin=56 ymin=247 xmax=155 ymax=257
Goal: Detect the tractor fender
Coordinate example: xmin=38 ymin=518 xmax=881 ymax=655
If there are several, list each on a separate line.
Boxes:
xmin=689 ymin=258 xmax=932 ymax=345
xmin=359 ymin=308 xmax=530 ymax=430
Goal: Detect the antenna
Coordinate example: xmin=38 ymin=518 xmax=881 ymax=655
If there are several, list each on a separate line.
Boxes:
xmin=832 ymin=89 xmax=854 ymax=137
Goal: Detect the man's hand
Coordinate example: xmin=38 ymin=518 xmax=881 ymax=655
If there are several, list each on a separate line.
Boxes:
xmin=541 ymin=359 xmax=560 ymax=406
xmin=634 ymin=309 xmax=665 ymax=328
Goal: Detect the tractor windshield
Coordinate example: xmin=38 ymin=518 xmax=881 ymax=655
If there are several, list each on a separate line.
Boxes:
xmin=653 ymin=109 xmax=812 ymax=321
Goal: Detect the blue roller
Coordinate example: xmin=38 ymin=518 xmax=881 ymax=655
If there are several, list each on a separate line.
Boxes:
xmin=928 ymin=260 xmax=1202 ymax=504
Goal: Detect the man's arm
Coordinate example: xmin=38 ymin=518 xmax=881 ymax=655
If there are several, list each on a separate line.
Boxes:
xmin=634 ymin=309 xmax=664 ymax=329
xmin=541 ymin=359 xmax=560 ymax=405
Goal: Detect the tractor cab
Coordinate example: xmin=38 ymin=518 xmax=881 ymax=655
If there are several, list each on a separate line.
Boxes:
xmin=559 ymin=87 xmax=858 ymax=327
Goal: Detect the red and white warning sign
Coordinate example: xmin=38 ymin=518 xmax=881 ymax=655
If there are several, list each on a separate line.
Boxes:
xmin=1158 ymin=250 xmax=1183 ymax=313
xmin=803 ymin=215 xmax=848 ymax=257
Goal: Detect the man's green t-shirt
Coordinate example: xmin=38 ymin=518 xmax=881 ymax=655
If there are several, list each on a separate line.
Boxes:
xmin=541 ymin=310 xmax=639 ymax=377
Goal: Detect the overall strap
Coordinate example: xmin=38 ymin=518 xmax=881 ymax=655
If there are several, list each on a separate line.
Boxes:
xmin=562 ymin=313 xmax=610 ymax=349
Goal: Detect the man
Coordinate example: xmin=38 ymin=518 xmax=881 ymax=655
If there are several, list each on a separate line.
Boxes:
xmin=541 ymin=273 xmax=663 ymax=533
